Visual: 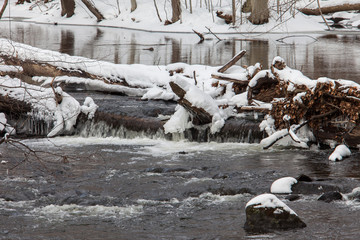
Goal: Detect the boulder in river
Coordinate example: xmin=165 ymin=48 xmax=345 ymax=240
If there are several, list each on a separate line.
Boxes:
xmin=270 ymin=177 xmax=298 ymax=194
xmin=244 ymin=193 xmax=306 ymax=233
xmin=318 ymin=191 xmax=343 ymax=203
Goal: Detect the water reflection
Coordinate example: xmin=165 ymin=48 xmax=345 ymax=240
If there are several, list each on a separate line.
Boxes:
xmin=60 ymin=30 xmax=74 ymax=55
xmin=0 ymin=21 xmax=359 ymax=83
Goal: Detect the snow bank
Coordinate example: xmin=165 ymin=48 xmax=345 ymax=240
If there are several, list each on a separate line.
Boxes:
xmin=0 ymin=0 xmax=330 ymax=33
xmin=329 ymin=144 xmax=351 ymax=161
xmin=246 ymin=193 xmax=297 ymax=216
xmin=270 ymin=177 xmax=298 ymax=194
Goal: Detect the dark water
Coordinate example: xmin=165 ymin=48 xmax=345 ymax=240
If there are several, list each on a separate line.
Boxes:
xmin=0 ymin=21 xmax=360 ymax=83
xmin=1 ymin=21 xmax=360 ymax=239
xmin=1 ymin=138 xmax=360 ymax=239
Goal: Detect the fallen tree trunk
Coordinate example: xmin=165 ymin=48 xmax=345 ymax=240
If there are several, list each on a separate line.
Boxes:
xmin=169 ymin=81 xmax=213 ymax=125
xmin=299 ymin=3 xmax=360 ymax=15
xmin=0 ymin=54 xmax=128 ymax=86
xmin=217 ymin=50 xmax=246 ymax=73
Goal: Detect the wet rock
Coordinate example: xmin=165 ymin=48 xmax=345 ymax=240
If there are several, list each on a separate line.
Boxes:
xmin=183 ymin=190 xmax=205 ymax=198
xmin=291 ymin=181 xmax=340 ymax=195
xmin=318 ymin=191 xmax=343 ymax=203
xmin=212 ymin=173 xmax=229 ymax=179
xmin=244 ymin=194 xmax=306 ymax=233
xmin=0 ymin=188 xmax=37 ymax=201
xmin=285 ymin=194 xmax=301 ymax=201
xmin=145 ymin=167 xmax=189 ymax=173
xmin=296 ymin=174 xmax=312 ymax=182
xmin=145 ymin=167 xmax=164 ymax=173
xmin=208 ymin=187 xmax=252 ymax=196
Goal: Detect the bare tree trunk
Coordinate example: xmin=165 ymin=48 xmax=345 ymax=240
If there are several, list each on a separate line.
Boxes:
xmin=153 ymin=0 xmax=162 ymax=22
xmin=130 ymin=0 xmax=137 ymax=12
xmin=232 ymin=0 xmax=236 ymax=25
xmin=171 ymin=0 xmax=181 ymax=23
xmin=81 ymin=0 xmax=104 ymax=22
xmin=60 ymin=0 xmax=75 ymax=18
xmin=248 ymin=0 xmax=269 ymax=25
xmin=0 ymin=0 xmax=8 ymax=19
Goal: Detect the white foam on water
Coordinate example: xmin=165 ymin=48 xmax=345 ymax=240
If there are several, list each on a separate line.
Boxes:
xmin=20 ymin=136 xmax=263 ymax=157
xmin=1 ymin=176 xmax=48 ymax=184
xmin=31 ymin=204 xmax=143 ymax=222
xmin=183 ymin=177 xmax=215 ymax=185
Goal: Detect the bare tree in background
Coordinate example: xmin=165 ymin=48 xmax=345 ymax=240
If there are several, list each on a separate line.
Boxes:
xmin=0 ymin=0 xmax=9 ymax=19
xmin=61 ymin=0 xmax=75 ymax=18
xmin=248 ymin=0 xmax=269 ymax=25
xmin=130 ymin=0 xmax=137 ymax=12
xmin=171 ymin=0 xmax=181 ymax=23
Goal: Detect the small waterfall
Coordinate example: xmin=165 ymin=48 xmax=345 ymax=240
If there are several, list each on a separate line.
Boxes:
xmin=74 ymin=112 xmax=265 ymax=143
xmin=7 ymin=115 xmax=54 ymax=136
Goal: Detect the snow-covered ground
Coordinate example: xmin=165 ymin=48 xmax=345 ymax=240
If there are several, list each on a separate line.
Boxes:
xmin=0 ymin=0 xmax=359 ymax=34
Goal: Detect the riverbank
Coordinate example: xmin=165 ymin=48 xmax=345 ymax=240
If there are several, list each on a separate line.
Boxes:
xmin=1 ymin=0 xmax=360 ymax=34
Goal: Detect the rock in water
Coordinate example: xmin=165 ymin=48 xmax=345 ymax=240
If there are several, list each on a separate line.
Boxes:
xmin=244 ymin=193 xmax=306 ymax=233
xmin=270 ymin=177 xmax=298 ymax=194
xmin=318 ymin=191 xmax=343 ymax=203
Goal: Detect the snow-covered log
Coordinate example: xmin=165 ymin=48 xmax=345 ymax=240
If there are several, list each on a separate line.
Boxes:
xmin=300 ymin=3 xmax=360 ymax=16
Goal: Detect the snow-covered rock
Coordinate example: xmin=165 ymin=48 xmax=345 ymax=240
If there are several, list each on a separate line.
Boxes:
xmin=329 ymin=144 xmax=351 ymax=161
xmin=270 ymin=177 xmax=298 ymax=194
xmin=244 ymin=193 xmax=306 ymax=233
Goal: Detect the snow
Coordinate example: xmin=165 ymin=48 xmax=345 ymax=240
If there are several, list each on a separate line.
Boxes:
xmin=80 ymin=97 xmax=98 ymax=119
xmin=0 ymin=113 xmax=14 ymax=135
xmin=0 ymin=113 xmax=6 ymax=132
xmin=163 ymin=105 xmax=192 ymax=134
xmin=246 ymin=193 xmax=297 ymax=216
xmin=248 ymin=70 xmax=273 ymax=88
xmin=270 ymin=177 xmax=298 ymax=194
xmin=329 ymin=144 xmax=352 ymax=161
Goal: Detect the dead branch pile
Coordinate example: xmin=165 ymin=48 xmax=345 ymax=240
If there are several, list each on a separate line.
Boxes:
xmin=171 ymin=52 xmax=360 ymax=147
xmin=248 ymin=58 xmax=360 ymax=146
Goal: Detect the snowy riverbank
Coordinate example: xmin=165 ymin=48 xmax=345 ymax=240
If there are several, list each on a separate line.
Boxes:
xmin=1 ymin=0 xmax=360 ymax=34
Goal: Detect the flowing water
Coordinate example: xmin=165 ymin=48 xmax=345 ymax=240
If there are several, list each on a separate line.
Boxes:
xmin=1 ymin=21 xmax=360 ymax=239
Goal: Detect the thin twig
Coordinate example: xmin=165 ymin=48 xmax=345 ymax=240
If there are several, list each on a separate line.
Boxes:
xmin=205 ymin=26 xmax=222 ymax=41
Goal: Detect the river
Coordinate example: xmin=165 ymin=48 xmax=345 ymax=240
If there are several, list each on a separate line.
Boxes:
xmin=1 ymin=21 xmax=360 ymax=239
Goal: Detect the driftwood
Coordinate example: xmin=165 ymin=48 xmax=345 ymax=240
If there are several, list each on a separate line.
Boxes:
xmin=0 ymin=95 xmax=31 ymax=116
xmin=170 ymin=54 xmax=360 ymax=148
xmin=217 ymin=50 xmax=246 ymax=73
xmin=216 ymin=11 xmax=233 ymax=24
xmin=192 ymin=29 xmax=204 ymax=43
xmin=210 ymin=50 xmax=248 ymax=94
xmin=169 ymin=81 xmax=212 ymax=125
xmin=300 ymin=3 xmax=360 ymax=15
